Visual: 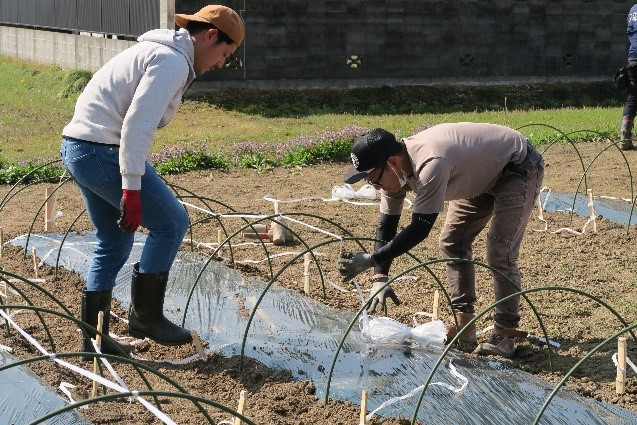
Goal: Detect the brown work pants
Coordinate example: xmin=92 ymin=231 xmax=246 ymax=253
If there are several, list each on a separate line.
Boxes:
xmin=439 ymin=142 xmax=544 ymax=329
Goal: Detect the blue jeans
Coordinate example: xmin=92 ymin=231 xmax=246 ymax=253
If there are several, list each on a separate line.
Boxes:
xmin=60 ymin=137 xmax=189 ymax=291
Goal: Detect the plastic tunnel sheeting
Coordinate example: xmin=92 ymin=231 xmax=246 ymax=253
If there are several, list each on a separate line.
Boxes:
xmin=541 ymin=191 xmax=637 ymax=225
xmin=10 ymin=233 xmax=637 ymax=424
xmin=0 ymin=350 xmax=89 ymax=424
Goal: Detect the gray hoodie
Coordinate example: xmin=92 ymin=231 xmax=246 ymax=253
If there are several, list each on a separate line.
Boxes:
xmin=62 ymin=28 xmax=196 ymax=190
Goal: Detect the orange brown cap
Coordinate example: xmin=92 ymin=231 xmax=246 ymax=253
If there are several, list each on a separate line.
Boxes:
xmin=175 ymin=5 xmax=244 ymax=46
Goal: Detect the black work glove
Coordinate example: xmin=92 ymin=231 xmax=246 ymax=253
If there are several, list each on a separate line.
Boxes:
xmin=368 ymin=276 xmax=401 ymax=314
xmin=338 ymin=251 xmax=377 ymax=282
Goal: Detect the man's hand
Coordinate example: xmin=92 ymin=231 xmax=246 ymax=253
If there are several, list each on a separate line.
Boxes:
xmin=338 ymin=251 xmax=376 ymax=282
xmin=368 ymin=276 xmax=401 ymax=314
xmin=118 ymin=189 xmax=142 ymax=232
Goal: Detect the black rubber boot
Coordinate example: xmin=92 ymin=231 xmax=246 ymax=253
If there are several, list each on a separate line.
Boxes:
xmin=128 ymin=263 xmax=193 ymax=346
xmin=620 ymin=116 xmax=634 ymax=151
xmin=80 ymin=288 xmax=132 ymax=360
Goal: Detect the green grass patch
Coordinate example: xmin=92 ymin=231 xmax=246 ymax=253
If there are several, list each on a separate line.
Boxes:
xmin=0 ymin=55 xmax=628 ymax=184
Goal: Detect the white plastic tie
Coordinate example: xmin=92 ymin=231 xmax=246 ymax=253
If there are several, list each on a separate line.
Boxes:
xmin=59 ymin=382 xmax=87 ymax=408
xmin=366 ymin=360 xmax=468 ymax=422
xmin=612 ymin=352 xmax=637 ymax=375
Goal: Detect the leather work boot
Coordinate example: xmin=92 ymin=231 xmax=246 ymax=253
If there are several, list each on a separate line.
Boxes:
xmin=128 ymin=263 xmax=193 ymax=346
xmin=80 ymin=288 xmax=132 ymax=361
xmin=445 ymin=312 xmax=477 ymax=345
xmin=474 ymin=323 xmax=528 ymax=359
xmin=620 ymin=116 xmax=634 ymax=151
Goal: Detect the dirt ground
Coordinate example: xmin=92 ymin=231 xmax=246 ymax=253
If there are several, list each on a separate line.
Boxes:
xmin=2 ymin=140 xmax=637 ymax=424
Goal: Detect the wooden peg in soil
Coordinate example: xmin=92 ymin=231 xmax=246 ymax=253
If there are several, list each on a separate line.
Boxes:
xmin=44 ymin=187 xmax=53 ymax=232
xmin=217 ymin=229 xmax=223 ymax=246
xmin=32 ymin=247 xmax=38 ymax=278
xmin=616 ymin=336 xmax=628 ymax=395
xmin=536 ymin=197 xmax=544 ymax=221
xmin=91 ymin=310 xmax=104 ymax=398
xmin=0 ymin=281 xmax=7 ymax=303
xmin=271 ymin=201 xmax=286 ymax=245
xmin=0 ymin=227 xmax=3 ymax=259
xmin=359 ymin=388 xmax=368 ymax=425
xmin=432 ymin=289 xmax=440 ymax=320
xmin=191 ymin=330 xmax=206 ymax=361
xmin=587 ymin=189 xmax=597 ymax=233
xmin=303 ymin=252 xmax=311 ymax=295
xmin=234 ymin=389 xmax=247 ymax=425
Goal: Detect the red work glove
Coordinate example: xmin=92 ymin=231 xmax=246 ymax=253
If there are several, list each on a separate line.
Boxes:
xmin=118 ymin=189 xmax=142 ymax=232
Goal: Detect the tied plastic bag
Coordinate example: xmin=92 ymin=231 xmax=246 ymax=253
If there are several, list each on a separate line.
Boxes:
xmin=360 ymin=315 xmax=447 ymax=346
xmin=332 ymin=184 xmax=377 ymax=200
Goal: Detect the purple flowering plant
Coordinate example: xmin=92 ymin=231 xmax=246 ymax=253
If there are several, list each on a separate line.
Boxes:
xmin=0 ymin=125 xmax=369 ymax=184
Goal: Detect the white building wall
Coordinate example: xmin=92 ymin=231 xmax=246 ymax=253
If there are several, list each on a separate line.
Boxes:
xmin=0 ymin=26 xmax=135 ymax=71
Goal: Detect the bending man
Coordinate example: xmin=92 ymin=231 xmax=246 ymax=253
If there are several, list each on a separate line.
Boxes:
xmin=338 ymin=123 xmax=544 ymax=358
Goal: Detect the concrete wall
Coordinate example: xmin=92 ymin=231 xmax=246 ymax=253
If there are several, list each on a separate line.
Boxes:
xmin=0 ymin=0 xmax=631 ymax=90
xmin=0 ymin=26 xmax=134 ymax=71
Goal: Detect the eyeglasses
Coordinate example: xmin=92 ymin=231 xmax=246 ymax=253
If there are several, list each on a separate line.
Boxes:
xmin=366 ymin=164 xmax=386 ymax=187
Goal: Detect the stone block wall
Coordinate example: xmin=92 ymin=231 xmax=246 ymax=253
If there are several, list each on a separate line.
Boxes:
xmin=176 ymin=0 xmax=631 ymax=88
xmin=1 ymin=0 xmax=632 ymax=89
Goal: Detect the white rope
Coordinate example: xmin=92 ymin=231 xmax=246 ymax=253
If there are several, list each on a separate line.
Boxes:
xmin=0 ymin=308 xmax=177 ymax=425
xmin=534 ymin=186 xmax=597 ymax=235
xmin=91 ymin=339 xmax=129 ymax=391
xmin=264 ymin=188 xmax=415 ymax=210
xmin=233 ymin=250 xmax=327 ymax=265
xmin=179 ymin=201 xmax=268 ymax=220
xmin=0 ymin=308 xmax=23 ymax=326
xmin=277 ymin=215 xmax=344 ymax=240
xmin=366 ymin=360 xmax=468 ymax=422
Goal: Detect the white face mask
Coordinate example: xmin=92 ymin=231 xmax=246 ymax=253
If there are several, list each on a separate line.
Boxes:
xmin=389 ymin=163 xmax=419 ymax=191
xmin=388 ymin=163 xmax=408 ymax=188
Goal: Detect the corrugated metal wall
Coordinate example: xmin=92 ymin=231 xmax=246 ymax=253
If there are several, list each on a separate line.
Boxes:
xmin=0 ymin=0 xmax=158 ymax=37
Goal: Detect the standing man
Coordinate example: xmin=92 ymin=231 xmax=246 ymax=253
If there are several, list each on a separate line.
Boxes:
xmin=60 ymin=5 xmax=244 ymax=357
xmin=620 ymin=3 xmax=637 ymax=150
xmin=338 ymin=123 xmax=544 ymax=358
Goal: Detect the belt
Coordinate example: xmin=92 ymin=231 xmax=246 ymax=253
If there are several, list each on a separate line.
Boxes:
xmin=63 ymin=136 xmax=119 ymax=148
xmin=503 ymin=141 xmax=534 ymax=178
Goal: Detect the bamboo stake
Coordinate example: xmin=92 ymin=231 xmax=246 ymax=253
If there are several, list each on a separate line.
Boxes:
xmin=44 ymin=187 xmax=53 ymax=231
xmin=0 ymin=227 xmax=3 ymax=259
xmin=587 ymin=189 xmax=597 ymax=233
xmin=303 ymin=252 xmax=311 ymax=295
xmin=359 ymin=389 xmax=368 ymax=425
xmin=91 ymin=311 xmax=104 ymax=398
xmin=432 ymin=290 xmax=440 ymax=320
xmin=234 ymin=390 xmax=247 ymax=425
xmin=271 ymin=201 xmax=285 ymax=245
xmin=32 ymin=247 xmax=38 ymax=278
xmin=616 ymin=337 xmax=627 ymax=395
xmin=217 ymin=229 xmax=223 ymax=246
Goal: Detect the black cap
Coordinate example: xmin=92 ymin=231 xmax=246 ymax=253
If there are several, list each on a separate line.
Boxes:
xmin=344 ymin=128 xmax=402 ymax=183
